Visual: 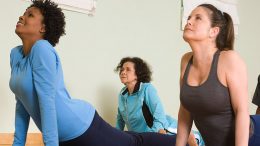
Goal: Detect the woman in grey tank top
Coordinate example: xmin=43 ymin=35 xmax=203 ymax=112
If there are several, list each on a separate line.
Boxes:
xmin=176 ymin=4 xmax=249 ymax=146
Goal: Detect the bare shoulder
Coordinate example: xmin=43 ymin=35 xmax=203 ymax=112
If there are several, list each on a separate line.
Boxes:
xmin=181 ymin=52 xmax=193 ymax=69
xmin=218 ymin=50 xmax=247 ymax=87
xmin=219 ymin=50 xmax=247 ymax=82
xmin=219 ymin=50 xmax=246 ymax=69
xmin=180 ymin=52 xmax=193 ymax=80
xmin=220 ymin=50 xmax=239 ymax=58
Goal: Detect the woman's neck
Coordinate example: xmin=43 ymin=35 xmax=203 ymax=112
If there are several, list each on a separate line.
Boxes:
xmin=126 ymin=81 xmax=137 ymax=94
xmin=20 ymin=34 xmax=44 ymax=56
xmin=189 ymin=42 xmax=218 ymax=67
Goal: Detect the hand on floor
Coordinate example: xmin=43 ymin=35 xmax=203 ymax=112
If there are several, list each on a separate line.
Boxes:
xmin=158 ymin=129 xmax=167 ymax=134
xmin=187 ymin=133 xmax=198 ymax=146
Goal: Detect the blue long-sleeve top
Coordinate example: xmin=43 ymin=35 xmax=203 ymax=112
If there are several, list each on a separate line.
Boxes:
xmin=9 ymin=40 xmax=95 ymax=146
xmin=116 ymin=82 xmax=177 ymax=132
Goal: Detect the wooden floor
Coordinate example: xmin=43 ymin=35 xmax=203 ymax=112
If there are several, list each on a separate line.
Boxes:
xmin=0 ymin=133 xmax=43 ymax=146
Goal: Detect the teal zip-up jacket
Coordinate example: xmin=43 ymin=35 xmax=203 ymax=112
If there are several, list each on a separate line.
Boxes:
xmin=116 ymin=82 xmax=205 ymax=146
xmin=116 ymin=82 xmax=176 ymax=133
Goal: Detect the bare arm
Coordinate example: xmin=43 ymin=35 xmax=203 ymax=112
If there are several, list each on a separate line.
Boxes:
xmin=224 ymin=51 xmax=249 ymax=146
xmin=176 ymin=104 xmax=193 ymax=146
xmin=176 ymin=52 xmax=193 ymax=146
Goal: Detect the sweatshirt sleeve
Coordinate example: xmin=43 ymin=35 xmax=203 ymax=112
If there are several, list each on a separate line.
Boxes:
xmin=144 ymin=84 xmax=167 ymax=132
xmin=116 ymin=108 xmax=125 ymax=130
xmin=30 ymin=41 xmax=58 ymax=146
xmin=12 ymin=98 xmax=30 ymax=146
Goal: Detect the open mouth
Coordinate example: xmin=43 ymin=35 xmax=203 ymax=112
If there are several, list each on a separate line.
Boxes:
xmin=16 ymin=21 xmax=24 ymax=26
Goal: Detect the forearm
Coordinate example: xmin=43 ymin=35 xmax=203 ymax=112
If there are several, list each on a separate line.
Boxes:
xmin=235 ymin=111 xmax=249 ymax=146
xmin=116 ymin=111 xmax=125 ymax=130
xmin=13 ymin=100 xmax=30 ymax=146
xmin=145 ymin=86 xmax=167 ymax=132
xmin=176 ymin=105 xmax=192 ymax=146
xmin=115 ymin=120 xmax=125 ymax=130
xmin=39 ymin=100 xmax=58 ymax=145
xmin=176 ymin=122 xmax=191 ymax=146
xmin=150 ymin=119 xmax=165 ymax=132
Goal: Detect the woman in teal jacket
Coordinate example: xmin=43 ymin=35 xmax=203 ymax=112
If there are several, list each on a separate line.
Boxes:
xmin=115 ymin=57 xmax=204 ymax=146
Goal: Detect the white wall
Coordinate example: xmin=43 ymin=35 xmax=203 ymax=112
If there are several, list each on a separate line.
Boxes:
xmin=1 ymin=0 xmax=260 ymax=132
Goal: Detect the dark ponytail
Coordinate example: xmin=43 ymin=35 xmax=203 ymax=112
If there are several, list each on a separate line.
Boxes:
xmin=199 ymin=4 xmax=234 ymax=51
xmin=222 ymin=12 xmax=234 ymax=50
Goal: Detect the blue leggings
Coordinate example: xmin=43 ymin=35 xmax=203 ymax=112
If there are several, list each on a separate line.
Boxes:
xmin=59 ymin=111 xmax=176 ymax=146
xmin=249 ymin=115 xmax=260 ymax=146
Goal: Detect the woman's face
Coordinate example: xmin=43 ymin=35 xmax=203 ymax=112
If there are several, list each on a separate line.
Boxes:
xmin=15 ymin=7 xmax=45 ymax=40
xmin=183 ymin=6 xmax=214 ymax=42
xmin=119 ymin=61 xmax=138 ymax=85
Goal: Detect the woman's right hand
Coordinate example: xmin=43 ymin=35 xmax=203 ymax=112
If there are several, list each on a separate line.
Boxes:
xmin=187 ymin=133 xmax=198 ymax=146
xmin=158 ymin=129 xmax=167 ymax=134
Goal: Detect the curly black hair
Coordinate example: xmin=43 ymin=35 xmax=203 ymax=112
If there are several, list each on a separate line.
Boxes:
xmin=29 ymin=0 xmax=66 ymax=46
xmin=115 ymin=57 xmax=152 ymax=83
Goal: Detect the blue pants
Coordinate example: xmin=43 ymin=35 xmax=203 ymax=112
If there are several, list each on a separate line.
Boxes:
xmin=59 ymin=111 xmax=176 ymax=146
xmin=249 ymin=115 xmax=260 ymax=146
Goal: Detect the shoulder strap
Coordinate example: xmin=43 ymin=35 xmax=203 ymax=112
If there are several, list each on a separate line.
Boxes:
xmin=182 ymin=55 xmax=193 ymax=84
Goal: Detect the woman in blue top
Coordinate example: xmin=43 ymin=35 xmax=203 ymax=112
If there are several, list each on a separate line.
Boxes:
xmin=10 ymin=0 xmax=179 ymax=146
xmin=115 ymin=57 xmax=204 ymax=146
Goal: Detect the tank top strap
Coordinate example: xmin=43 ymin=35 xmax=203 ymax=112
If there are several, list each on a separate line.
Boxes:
xmin=208 ymin=50 xmax=221 ymax=80
xmin=182 ymin=56 xmax=193 ymax=84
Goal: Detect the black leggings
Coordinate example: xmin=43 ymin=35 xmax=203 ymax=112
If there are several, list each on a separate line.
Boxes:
xmin=59 ymin=111 xmax=176 ymax=146
xmin=249 ymin=115 xmax=260 ymax=146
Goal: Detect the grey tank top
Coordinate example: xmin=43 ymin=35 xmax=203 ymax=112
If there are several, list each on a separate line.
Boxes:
xmin=180 ymin=50 xmax=235 ymax=146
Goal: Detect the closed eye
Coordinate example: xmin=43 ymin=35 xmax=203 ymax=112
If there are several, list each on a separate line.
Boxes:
xmin=195 ymin=16 xmax=202 ymax=20
xmin=187 ymin=16 xmax=191 ymax=21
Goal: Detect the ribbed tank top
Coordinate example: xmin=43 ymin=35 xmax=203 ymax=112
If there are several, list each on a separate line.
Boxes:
xmin=180 ymin=50 xmax=235 ymax=146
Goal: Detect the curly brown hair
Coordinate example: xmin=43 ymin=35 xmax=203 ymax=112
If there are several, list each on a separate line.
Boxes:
xmin=115 ymin=57 xmax=152 ymax=83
